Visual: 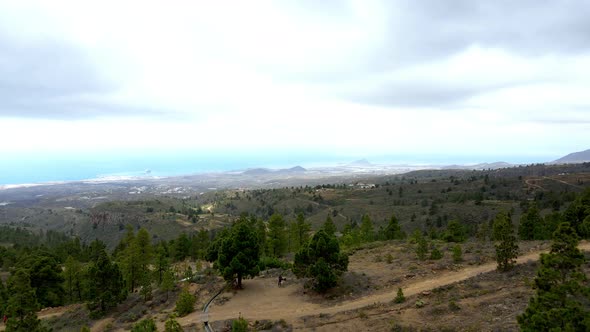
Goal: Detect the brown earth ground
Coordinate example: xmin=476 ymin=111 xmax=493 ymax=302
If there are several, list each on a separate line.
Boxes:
xmin=202 ymin=241 xmax=590 ymax=331
xmin=2 ymin=240 xmax=587 ymax=332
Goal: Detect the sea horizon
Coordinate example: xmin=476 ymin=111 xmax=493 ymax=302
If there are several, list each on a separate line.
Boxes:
xmin=0 ymin=151 xmax=557 ymax=187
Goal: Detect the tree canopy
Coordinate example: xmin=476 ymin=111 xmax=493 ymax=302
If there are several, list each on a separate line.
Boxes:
xmin=518 ymin=222 xmax=590 ymax=330
xmin=493 ymin=213 xmax=519 ymax=272
xmin=208 ymin=218 xmax=261 ymax=288
xmin=384 ymin=214 xmax=405 ymax=240
xmin=293 ymin=230 xmax=348 ymax=292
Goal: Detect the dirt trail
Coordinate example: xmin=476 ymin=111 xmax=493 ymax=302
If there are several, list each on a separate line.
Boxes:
xmin=206 ymin=242 xmax=590 ymax=324
xmin=525 ymin=178 xmax=546 ymax=191
xmin=543 ymin=176 xmax=583 ymax=189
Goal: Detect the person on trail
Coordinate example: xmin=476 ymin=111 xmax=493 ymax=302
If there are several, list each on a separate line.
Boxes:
xmin=3 ymin=315 xmax=7 ymax=324
xmin=278 ymin=275 xmax=283 ymax=287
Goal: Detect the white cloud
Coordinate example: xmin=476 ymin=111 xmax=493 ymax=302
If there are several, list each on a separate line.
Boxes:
xmin=0 ymin=0 xmax=589 ymax=165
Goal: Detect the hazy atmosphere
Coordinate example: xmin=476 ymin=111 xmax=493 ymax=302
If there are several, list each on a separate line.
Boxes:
xmin=1 ymin=3 xmax=590 ymax=331
xmin=1 ymin=1 xmax=589 ymax=184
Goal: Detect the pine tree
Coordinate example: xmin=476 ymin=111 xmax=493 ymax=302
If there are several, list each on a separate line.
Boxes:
xmin=519 ymin=204 xmax=546 ymax=240
xmin=360 ymin=215 xmax=374 ymax=242
xmin=87 ymin=248 xmax=126 ymax=315
xmin=267 ymin=213 xmax=287 ymax=257
xmin=323 ymin=215 xmax=337 ymax=237
xmin=493 ymin=213 xmax=519 ymax=272
xmin=563 ymin=188 xmax=590 ymax=238
xmin=119 ymin=226 xmax=140 ymax=292
xmin=160 ymin=269 xmax=175 ymax=301
xmin=119 ymin=227 xmax=153 ymax=293
xmin=385 ymin=214 xmax=404 ymax=240
xmin=517 ymin=222 xmax=590 ymax=331
xmin=175 ymin=288 xmax=196 ymax=316
xmin=255 ymin=218 xmax=267 ymax=256
xmin=208 ymin=218 xmax=261 ymax=288
xmin=4 ymin=269 xmax=44 ymax=331
xmin=155 ymin=243 xmax=170 ymax=285
xmin=136 ymin=228 xmax=153 ymax=276
xmin=415 ymin=233 xmax=428 ymax=261
xmin=295 ymin=213 xmax=311 ymax=249
xmin=443 ymin=220 xmax=466 ymax=242
xmin=0 ymin=278 xmax=7 ymax=316
xmin=63 ymin=255 xmax=83 ymax=302
xmin=293 ymin=230 xmax=348 ymax=292
xmin=140 ymin=274 xmax=152 ymax=302
xmin=23 ymin=254 xmax=65 ymax=307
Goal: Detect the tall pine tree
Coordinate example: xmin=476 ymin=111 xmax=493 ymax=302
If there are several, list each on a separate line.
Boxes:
xmin=5 ymin=269 xmax=44 ymax=331
xmin=493 ymin=213 xmax=519 ymax=271
xmin=518 ymin=222 xmax=590 ymax=331
xmin=267 ymin=214 xmax=287 ymax=257
xmin=87 ymin=247 xmax=126 ymax=315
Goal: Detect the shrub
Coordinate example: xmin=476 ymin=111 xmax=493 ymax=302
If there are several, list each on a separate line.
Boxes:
xmin=452 ymin=245 xmax=463 ymax=263
xmin=394 ymin=288 xmax=405 ymax=303
xmin=175 ymin=289 xmax=196 ymax=316
xmin=429 ymin=246 xmax=443 ymax=260
xmin=165 ymin=317 xmax=184 ymax=332
xmin=415 ymin=236 xmax=428 ymax=261
xmin=131 ymin=318 xmax=157 ymax=332
xmin=415 ymin=299 xmax=426 ymax=308
xmin=258 ymin=256 xmax=291 ymax=270
xmin=385 ymin=253 xmax=394 ymax=264
xmin=448 ymin=300 xmax=460 ymax=312
xmin=232 ymin=316 xmax=249 ymax=332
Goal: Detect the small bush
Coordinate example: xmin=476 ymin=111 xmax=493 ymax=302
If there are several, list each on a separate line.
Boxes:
xmin=415 ymin=299 xmax=426 ymax=308
xmin=165 ymin=317 xmax=184 ymax=332
xmin=175 ymin=289 xmax=196 ymax=316
xmin=430 ymin=246 xmax=443 ymax=260
xmin=448 ymin=300 xmax=461 ymax=312
xmin=131 ymin=318 xmax=157 ymax=332
xmin=386 ymin=253 xmax=394 ymax=264
xmin=452 ymin=244 xmax=463 ymax=263
xmin=394 ymin=288 xmax=405 ymax=303
xmin=232 ymin=316 xmax=249 ymax=332
xmin=258 ymin=256 xmax=291 ymax=270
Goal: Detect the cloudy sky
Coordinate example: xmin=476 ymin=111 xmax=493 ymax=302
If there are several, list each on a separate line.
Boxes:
xmin=1 ymin=0 xmax=589 ymax=179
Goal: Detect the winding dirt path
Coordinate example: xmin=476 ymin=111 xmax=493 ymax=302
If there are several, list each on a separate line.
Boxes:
xmin=205 ymin=241 xmax=590 ymax=325
xmin=543 ymin=176 xmax=584 ymax=189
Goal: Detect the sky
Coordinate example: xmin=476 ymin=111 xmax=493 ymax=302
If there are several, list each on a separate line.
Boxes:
xmin=1 ymin=1 xmax=590 ymax=183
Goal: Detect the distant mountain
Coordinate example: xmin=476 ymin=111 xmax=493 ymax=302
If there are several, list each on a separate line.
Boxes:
xmin=241 ymin=166 xmax=306 ymax=175
xmin=443 ymin=162 xmax=513 ymax=170
xmin=551 ymin=149 xmax=590 ymax=164
xmin=348 ymin=159 xmax=372 ymax=167
xmin=242 ymin=168 xmax=273 ymax=175
xmin=472 ymin=162 xmax=513 ymax=170
xmin=282 ymin=166 xmax=307 ymax=173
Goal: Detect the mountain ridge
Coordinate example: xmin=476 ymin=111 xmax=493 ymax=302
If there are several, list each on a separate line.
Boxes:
xmin=551 ymin=148 xmax=590 ymax=164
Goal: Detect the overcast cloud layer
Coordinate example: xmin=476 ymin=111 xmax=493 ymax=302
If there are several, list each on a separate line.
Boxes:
xmin=1 ymin=0 xmax=589 ymax=164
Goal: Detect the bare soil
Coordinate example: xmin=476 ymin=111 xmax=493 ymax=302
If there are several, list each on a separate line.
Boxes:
xmin=202 ymin=240 xmax=589 ymax=330
xmin=28 ymin=241 xmax=589 ymax=331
